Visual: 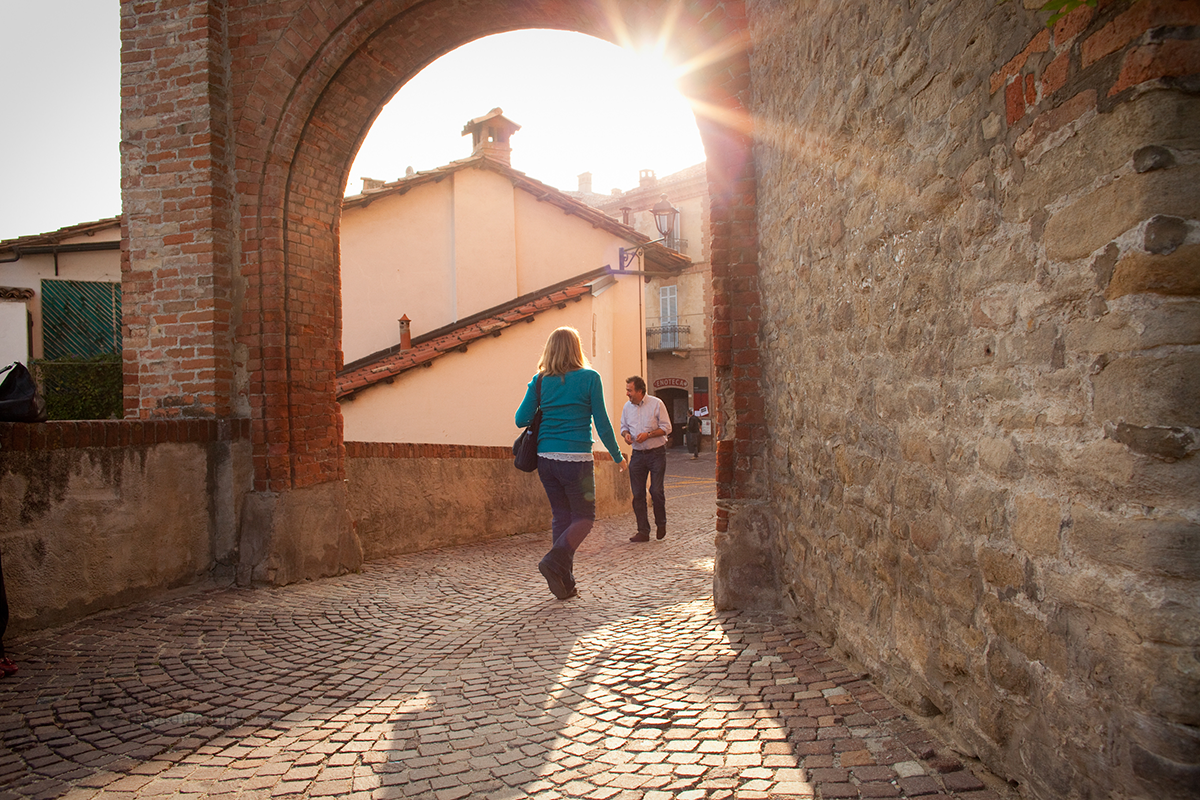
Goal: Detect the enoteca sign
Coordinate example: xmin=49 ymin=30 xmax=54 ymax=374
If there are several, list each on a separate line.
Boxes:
xmin=653 ymin=377 xmax=688 ymax=389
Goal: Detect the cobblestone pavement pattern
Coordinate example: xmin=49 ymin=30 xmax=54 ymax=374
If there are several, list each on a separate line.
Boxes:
xmin=0 ymin=450 xmax=1015 ymax=800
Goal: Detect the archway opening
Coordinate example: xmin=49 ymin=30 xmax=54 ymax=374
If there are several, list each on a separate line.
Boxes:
xmin=220 ymin=0 xmax=759 ymax=585
xmin=335 ymin=29 xmax=708 ymax=447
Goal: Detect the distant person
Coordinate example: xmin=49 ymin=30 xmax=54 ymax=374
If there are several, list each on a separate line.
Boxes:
xmin=516 ymin=327 xmax=626 ymax=600
xmin=620 ymin=376 xmax=671 ymax=542
xmin=0 ymin=544 xmax=14 ymax=677
xmin=685 ymin=412 xmax=701 ymax=459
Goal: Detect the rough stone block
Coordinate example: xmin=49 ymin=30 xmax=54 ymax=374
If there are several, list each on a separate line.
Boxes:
xmin=1109 ymin=423 xmax=1195 ymax=461
xmin=977 ymin=436 xmax=1026 ymax=479
xmin=1012 ymin=493 xmax=1061 ymax=557
xmin=1042 ymin=569 xmax=1200 ymax=648
xmin=931 ymin=568 xmax=982 ymax=618
xmin=984 ymin=594 xmax=1047 ymax=661
xmin=1044 ymin=165 xmax=1200 ymax=262
xmin=1107 ymin=244 xmax=1200 ymax=299
xmin=1067 ymin=300 xmax=1200 ymax=353
xmin=994 ymin=323 xmax=1058 ymax=369
xmin=1069 ymin=505 xmax=1200 ymax=579
xmin=1061 ymin=438 xmax=1136 ymax=494
xmin=1092 ymin=352 xmax=1200 ymax=428
xmin=1013 ymin=92 xmax=1198 ymax=221
xmin=951 ymin=485 xmax=1009 ymax=540
xmin=960 ymin=241 xmax=1036 ymax=294
xmin=986 ymin=639 xmax=1033 ymax=695
xmin=714 ymin=505 xmax=781 ymax=611
xmin=980 ymin=547 xmax=1024 ymax=591
xmin=1131 ymin=709 xmax=1200 ymax=774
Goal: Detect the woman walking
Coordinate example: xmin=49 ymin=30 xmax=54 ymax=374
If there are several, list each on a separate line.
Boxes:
xmin=515 ymin=327 xmax=626 ymax=599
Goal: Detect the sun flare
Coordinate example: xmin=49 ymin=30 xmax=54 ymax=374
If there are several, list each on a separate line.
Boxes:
xmin=347 ymin=30 xmax=706 ymax=199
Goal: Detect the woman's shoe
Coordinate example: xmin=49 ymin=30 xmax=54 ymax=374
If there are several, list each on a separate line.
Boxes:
xmin=0 ymin=658 xmax=17 ymax=677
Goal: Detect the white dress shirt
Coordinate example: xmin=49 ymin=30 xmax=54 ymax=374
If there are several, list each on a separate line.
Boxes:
xmin=621 ymin=394 xmax=672 ymax=450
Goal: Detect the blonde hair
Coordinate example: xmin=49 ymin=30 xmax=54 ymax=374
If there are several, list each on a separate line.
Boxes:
xmin=538 ymin=326 xmax=589 ymax=376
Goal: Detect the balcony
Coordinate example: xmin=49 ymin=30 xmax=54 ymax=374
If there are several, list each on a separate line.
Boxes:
xmin=647 ymin=323 xmax=690 ymax=353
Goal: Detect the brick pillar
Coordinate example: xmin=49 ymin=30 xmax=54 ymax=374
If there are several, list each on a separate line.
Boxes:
xmin=678 ymin=1 xmax=780 ymax=610
xmin=120 ymin=0 xmax=235 ymax=419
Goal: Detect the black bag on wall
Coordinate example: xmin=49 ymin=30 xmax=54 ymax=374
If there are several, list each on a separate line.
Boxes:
xmin=0 ymin=362 xmax=48 ymax=423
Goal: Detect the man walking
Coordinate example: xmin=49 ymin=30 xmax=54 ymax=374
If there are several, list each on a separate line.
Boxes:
xmin=620 ymin=376 xmax=672 ymax=542
xmin=685 ymin=412 xmax=701 ymax=459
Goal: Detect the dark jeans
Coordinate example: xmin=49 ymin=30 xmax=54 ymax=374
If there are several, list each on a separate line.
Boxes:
xmin=537 ymin=458 xmax=596 ymax=587
xmin=629 ymin=445 xmax=667 ymax=534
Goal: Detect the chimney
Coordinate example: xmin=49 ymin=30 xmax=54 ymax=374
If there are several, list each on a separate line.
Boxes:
xmin=361 ymin=177 xmax=385 ymax=192
xmin=461 ymin=108 xmax=521 ymax=167
xmin=398 ymin=315 xmax=412 ymax=351
xmin=578 ymin=172 xmax=593 ymax=193
xmin=639 ymin=169 xmax=656 ymax=188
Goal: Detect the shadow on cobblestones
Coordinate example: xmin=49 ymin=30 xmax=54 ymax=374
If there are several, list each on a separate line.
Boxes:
xmin=0 ymin=450 xmax=1011 ymax=799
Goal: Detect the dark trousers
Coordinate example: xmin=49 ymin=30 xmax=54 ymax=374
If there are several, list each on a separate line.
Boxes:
xmin=629 ymin=445 xmax=667 ymax=534
xmin=537 ymin=458 xmax=596 ymax=589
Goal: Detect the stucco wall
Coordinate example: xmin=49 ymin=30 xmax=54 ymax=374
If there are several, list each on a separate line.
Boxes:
xmin=0 ymin=420 xmax=251 ymax=634
xmin=340 ymin=180 xmax=456 ymax=361
xmin=345 ymin=442 xmax=632 ymax=561
xmin=748 ymin=1 xmax=1199 ymax=798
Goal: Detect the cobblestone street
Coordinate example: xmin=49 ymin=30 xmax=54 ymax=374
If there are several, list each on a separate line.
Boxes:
xmin=0 ymin=450 xmax=1012 ymax=800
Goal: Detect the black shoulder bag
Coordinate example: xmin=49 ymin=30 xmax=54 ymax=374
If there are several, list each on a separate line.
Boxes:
xmin=0 ymin=362 xmax=48 ymax=423
xmin=513 ymin=374 xmax=543 ymax=472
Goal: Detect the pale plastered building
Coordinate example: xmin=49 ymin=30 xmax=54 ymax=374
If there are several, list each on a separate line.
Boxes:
xmin=336 ymin=109 xmax=690 ymax=447
xmin=570 ymin=163 xmax=713 ymax=450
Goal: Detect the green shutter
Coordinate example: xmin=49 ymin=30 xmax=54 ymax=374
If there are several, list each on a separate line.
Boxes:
xmin=41 ymin=280 xmax=122 ymax=359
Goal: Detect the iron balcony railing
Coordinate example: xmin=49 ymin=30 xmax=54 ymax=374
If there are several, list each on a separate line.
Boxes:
xmin=647 ymin=323 xmax=690 ymax=351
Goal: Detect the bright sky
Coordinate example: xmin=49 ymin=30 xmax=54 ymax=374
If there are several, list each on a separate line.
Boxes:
xmin=0 ymin=2 xmax=705 ymax=242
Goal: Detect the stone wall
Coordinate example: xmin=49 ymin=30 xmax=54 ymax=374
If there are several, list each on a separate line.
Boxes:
xmin=345 ymin=442 xmax=631 ymax=561
xmin=748 ymin=1 xmax=1198 ymax=798
xmin=0 ymin=420 xmax=251 ymax=634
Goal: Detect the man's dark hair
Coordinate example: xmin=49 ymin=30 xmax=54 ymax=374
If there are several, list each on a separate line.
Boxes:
xmin=626 ymin=375 xmax=646 ymax=394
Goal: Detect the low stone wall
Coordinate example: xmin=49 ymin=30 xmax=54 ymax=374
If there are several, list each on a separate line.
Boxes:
xmin=345 ymin=442 xmax=632 ymax=560
xmin=0 ymin=420 xmax=252 ymax=634
xmin=0 ymin=426 xmax=631 ymax=634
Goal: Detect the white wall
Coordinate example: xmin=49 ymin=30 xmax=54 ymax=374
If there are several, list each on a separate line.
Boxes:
xmin=0 ymin=302 xmax=29 ymax=366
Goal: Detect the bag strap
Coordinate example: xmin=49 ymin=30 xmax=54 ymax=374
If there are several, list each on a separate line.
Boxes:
xmin=535 ymin=374 xmax=542 ymax=409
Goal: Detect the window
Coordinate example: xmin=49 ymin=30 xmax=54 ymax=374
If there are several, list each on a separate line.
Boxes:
xmin=665 ymin=210 xmax=683 ymax=252
xmin=660 ymin=285 xmax=678 ymax=348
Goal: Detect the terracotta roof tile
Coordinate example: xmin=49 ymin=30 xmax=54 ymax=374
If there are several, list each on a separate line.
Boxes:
xmin=337 ymin=281 xmax=592 ymax=400
xmin=0 ymin=216 xmax=121 ymax=252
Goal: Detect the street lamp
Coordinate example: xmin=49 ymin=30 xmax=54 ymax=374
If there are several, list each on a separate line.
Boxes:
xmin=618 ymin=193 xmax=679 ymax=271
xmin=652 ymin=194 xmax=679 ymax=242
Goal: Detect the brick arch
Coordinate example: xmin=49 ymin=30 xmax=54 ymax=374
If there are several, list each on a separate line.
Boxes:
xmin=122 ymin=0 xmax=767 ymax=596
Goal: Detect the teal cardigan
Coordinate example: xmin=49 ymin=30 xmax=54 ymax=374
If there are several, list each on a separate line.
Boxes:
xmin=515 ymin=368 xmax=624 ymax=463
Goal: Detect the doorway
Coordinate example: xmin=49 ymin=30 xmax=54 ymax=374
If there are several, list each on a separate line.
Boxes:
xmin=655 ymin=387 xmax=689 ymax=448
